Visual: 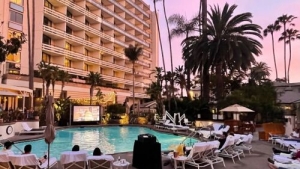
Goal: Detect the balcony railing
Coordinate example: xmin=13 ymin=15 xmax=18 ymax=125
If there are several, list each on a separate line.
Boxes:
xmin=125 ymin=0 xmax=150 ymax=18
xmin=136 ymin=71 xmax=149 ymax=77
xmin=44 ymin=7 xmax=112 ymax=42
xmin=101 ymin=60 xmax=131 ymax=73
xmin=43 ymin=25 xmax=125 ymax=59
xmin=109 ymin=0 xmax=150 ymax=31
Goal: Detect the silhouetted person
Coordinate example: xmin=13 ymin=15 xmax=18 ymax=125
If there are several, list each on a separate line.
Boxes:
xmin=93 ymin=147 xmax=102 ymax=156
xmin=72 ymin=145 xmax=80 ymax=151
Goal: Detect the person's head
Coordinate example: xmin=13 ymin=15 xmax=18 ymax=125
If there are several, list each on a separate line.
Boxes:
xmin=4 ymin=141 xmax=14 ymax=150
xmin=72 ymin=145 xmax=80 ymax=151
xmin=24 ymin=144 xmax=32 ymax=154
xmin=93 ymin=147 xmax=102 ymax=156
xmin=229 ymin=132 xmax=234 ymax=136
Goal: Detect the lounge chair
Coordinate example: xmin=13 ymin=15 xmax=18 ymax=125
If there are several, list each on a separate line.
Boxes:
xmin=87 ymin=155 xmax=114 ymax=169
xmin=19 ymin=123 xmax=45 ymax=135
xmin=60 ymin=151 xmax=88 ymax=169
xmin=204 ymin=141 xmax=225 ymax=167
xmin=0 ymin=153 xmax=12 ymax=169
xmin=216 ymin=135 xmax=240 ymax=163
xmin=185 ymin=143 xmax=214 ymax=169
xmin=198 ymin=125 xmax=230 ymax=139
xmin=9 ymin=154 xmax=58 ymax=169
xmin=234 ymin=134 xmax=253 ymax=154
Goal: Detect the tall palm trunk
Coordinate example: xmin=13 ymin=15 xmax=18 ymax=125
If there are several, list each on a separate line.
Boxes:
xmin=288 ymin=37 xmax=292 ymax=83
xmin=162 ymin=0 xmax=174 ymax=96
xmin=271 ymin=33 xmax=278 ymax=80
xmin=153 ymin=1 xmax=166 ymax=73
xmin=42 ymin=79 xmax=45 ymax=97
xmin=283 ymin=24 xmax=287 ymax=82
xmin=132 ymin=62 xmax=135 ymax=114
xmin=90 ymin=86 xmax=94 ymax=105
xmin=215 ymin=63 xmax=223 ymax=101
xmin=201 ymin=0 xmax=209 ymax=102
xmin=26 ymin=0 xmax=32 ymax=105
xmin=60 ymin=82 xmax=65 ymax=99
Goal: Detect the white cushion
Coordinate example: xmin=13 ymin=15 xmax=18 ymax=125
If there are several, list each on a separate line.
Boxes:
xmin=0 ymin=152 xmax=9 ymax=162
xmin=39 ymin=157 xmax=57 ymax=169
xmin=87 ymin=155 xmax=114 ymax=161
xmin=60 ymin=151 xmax=88 ymax=164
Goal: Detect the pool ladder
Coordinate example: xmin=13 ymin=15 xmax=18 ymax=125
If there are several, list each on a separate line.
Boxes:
xmin=181 ymin=130 xmax=198 ymax=146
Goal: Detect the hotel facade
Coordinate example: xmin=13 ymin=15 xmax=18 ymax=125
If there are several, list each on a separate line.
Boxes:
xmin=0 ymin=0 xmax=159 ymax=110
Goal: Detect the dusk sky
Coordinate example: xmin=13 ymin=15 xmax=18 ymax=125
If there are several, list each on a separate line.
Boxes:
xmin=144 ymin=0 xmax=300 ymax=82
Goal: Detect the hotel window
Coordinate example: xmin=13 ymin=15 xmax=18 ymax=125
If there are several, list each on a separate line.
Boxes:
xmin=66 ymin=26 xmax=72 ymax=34
xmin=85 ymin=20 xmax=90 ymax=26
xmin=42 ymin=53 xmax=51 ymax=63
xmin=44 ymin=0 xmax=53 ymax=9
xmin=100 ymin=68 xmax=103 ymax=74
xmin=85 ymin=49 xmax=89 ymax=56
xmin=64 ymin=59 xmax=71 ymax=68
xmin=10 ymin=10 xmax=23 ymax=24
xmin=65 ymin=42 xmax=72 ymax=51
xmin=67 ymin=10 xmax=72 ymax=18
xmin=86 ymin=5 xmax=90 ymax=12
xmin=113 ymin=58 xmax=116 ymax=63
xmin=6 ymin=52 xmax=21 ymax=63
xmin=113 ymin=71 xmax=117 ymax=77
xmin=10 ymin=0 xmax=23 ymax=6
xmin=85 ymin=34 xmax=90 ymax=41
xmin=43 ymin=35 xmax=51 ymax=45
xmin=100 ymin=41 xmax=103 ymax=46
xmin=84 ymin=63 xmax=89 ymax=71
xmin=43 ymin=17 xmax=52 ymax=27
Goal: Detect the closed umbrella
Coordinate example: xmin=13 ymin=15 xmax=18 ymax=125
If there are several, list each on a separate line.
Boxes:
xmin=44 ymin=95 xmax=56 ymax=169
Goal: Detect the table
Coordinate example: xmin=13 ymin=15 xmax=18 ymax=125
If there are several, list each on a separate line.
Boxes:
xmin=112 ymin=160 xmax=130 ymax=169
xmin=172 ymin=156 xmax=189 ymax=169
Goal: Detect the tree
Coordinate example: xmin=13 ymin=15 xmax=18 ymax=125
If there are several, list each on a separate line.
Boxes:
xmin=183 ymin=3 xmax=262 ymax=102
xmin=37 ymin=61 xmax=48 ymax=96
xmin=175 ymin=65 xmax=186 ymax=98
xmin=276 ymin=14 xmax=297 ymax=82
xmin=87 ymin=71 xmax=102 ymax=105
xmin=279 ymin=28 xmax=300 ymax=83
xmin=168 ymin=14 xmax=198 ymax=99
xmin=0 ymin=32 xmax=26 ymax=62
xmin=50 ymin=66 xmax=59 ymax=96
xmin=263 ymin=23 xmax=281 ymax=80
xmin=37 ymin=62 xmax=58 ymax=96
xmin=58 ymin=70 xmax=70 ymax=99
xmin=249 ymin=62 xmax=271 ymax=85
xmin=153 ymin=0 xmax=166 ymax=75
xmin=124 ymin=44 xmax=143 ymax=114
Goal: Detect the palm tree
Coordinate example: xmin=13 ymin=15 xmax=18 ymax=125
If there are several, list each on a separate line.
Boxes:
xmin=124 ymin=44 xmax=143 ymax=114
xmin=183 ymin=3 xmax=262 ymax=101
xmin=279 ymin=28 xmax=300 ymax=83
xmin=168 ymin=14 xmax=198 ymax=99
xmin=153 ymin=0 xmax=166 ymax=74
xmin=276 ymin=14 xmax=297 ymax=81
xmin=58 ymin=70 xmax=70 ymax=99
xmin=175 ymin=66 xmax=186 ymax=98
xmin=87 ymin=71 xmax=102 ymax=105
xmin=263 ymin=23 xmax=281 ymax=79
xmin=50 ymin=66 xmax=59 ymax=96
xmin=37 ymin=61 xmax=47 ymax=96
xmin=146 ymin=82 xmax=164 ymax=116
xmin=249 ymin=62 xmax=271 ymax=85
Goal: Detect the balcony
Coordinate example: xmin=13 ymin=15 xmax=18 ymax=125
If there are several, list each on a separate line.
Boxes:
xmin=109 ymin=0 xmax=150 ymax=31
xmin=125 ymin=0 xmax=150 ymax=18
xmin=44 ymin=7 xmax=112 ymax=42
xmin=135 ymin=71 xmax=149 ymax=77
xmin=43 ymin=25 xmax=125 ymax=59
xmin=101 ymin=60 xmax=131 ymax=73
xmin=51 ymin=63 xmax=143 ymax=87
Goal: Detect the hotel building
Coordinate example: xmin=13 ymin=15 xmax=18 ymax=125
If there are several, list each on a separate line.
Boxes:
xmin=0 ymin=0 xmax=158 ymax=109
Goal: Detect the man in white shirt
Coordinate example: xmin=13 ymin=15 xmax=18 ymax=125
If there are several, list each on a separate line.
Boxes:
xmin=2 ymin=141 xmax=14 ymax=155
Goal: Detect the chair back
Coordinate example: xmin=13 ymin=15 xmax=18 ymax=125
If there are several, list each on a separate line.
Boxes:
xmin=0 ymin=153 xmax=12 ymax=169
xmin=219 ymin=135 xmax=234 ymax=151
xmin=21 ymin=123 xmax=31 ymax=131
xmin=60 ymin=151 xmax=87 ymax=169
xmin=9 ymin=154 xmax=38 ymax=169
xmin=87 ymin=155 xmax=114 ymax=169
xmin=213 ymin=124 xmax=222 ymax=131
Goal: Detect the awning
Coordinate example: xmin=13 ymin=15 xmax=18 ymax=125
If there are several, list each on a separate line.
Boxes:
xmin=0 ymin=90 xmax=18 ymax=96
xmin=0 ymin=84 xmax=32 ymax=94
xmin=220 ymin=104 xmax=254 ymax=112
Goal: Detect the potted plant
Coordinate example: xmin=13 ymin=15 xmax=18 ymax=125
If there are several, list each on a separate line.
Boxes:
xmin=33 ymin=111 xmax=40 ymax=120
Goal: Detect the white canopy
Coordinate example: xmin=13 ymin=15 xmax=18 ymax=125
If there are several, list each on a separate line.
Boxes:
xmin=220 ymin=104 xmax=254 ymax=113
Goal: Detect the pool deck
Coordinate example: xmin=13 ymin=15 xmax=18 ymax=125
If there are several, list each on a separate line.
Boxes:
xmin=1 ymin=125 xmax=273 ymax=169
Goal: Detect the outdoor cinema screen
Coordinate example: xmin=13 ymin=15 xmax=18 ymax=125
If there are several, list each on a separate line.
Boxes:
xmin=73 ymin=106 xmax=100 ymax=122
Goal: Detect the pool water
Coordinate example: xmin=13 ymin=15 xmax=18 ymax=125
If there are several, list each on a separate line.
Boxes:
xmin=11 ymin=126 xmax=198 ymax=158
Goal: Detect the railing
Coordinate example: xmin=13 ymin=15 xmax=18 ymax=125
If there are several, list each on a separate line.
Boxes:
xmin=101 ymin=60 xmax=131 ymax=73
xmin=51 ymin=63 xmax=143 ymax=87
xmin=43 ymin=25 xmax=125 ymax=59
xmin=136 ymin=71 xmax=149 ymax=77
xmin=44 ymin=7 xmax=112 ymax=42
xmin=109 ymin=0 xmax=150 ymax=30
xmin=125 ymin=0 xmax=150 ymax=18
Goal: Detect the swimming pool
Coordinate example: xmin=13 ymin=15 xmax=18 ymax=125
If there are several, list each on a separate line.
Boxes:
xmin=11 ymin=126 xmax=198 ymax=158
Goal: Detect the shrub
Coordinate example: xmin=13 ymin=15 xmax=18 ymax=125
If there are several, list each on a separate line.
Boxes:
xmin=107 ymin=104 xmax=126 ymax=114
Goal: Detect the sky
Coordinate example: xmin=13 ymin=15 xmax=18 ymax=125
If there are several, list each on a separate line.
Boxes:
xmin=143 ymin=0 xmax=300 ymax=82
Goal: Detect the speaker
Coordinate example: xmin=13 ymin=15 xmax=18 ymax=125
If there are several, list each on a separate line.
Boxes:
xmin=138 ymin=134 xmax=156 ymax=143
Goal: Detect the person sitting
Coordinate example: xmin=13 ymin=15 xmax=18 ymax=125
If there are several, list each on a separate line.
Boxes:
xmin=268 ymin=157 xmax=300 ymax=169
xmin=218 ymin=132 xmax=228 ymax=149
xmin=23 ymin=144 xmax=47 ymax=165
xmin=72 ymin=145 xmax=80 ymax=151
xmin=290 ymin=128 xmax=300 ymax=138
xmin=93 ymin=147 xmax=102 ymax=156
xmin=2 ymin=141 xmax=14 ymax=155
xmin=272 ymin=147 xmax=300 ymax=160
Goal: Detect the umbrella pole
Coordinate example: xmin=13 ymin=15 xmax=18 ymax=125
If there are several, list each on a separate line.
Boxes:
xmin=48 ymin=143 xmax=50 ymax=169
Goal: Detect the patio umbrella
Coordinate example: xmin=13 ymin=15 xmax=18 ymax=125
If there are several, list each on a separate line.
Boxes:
xmin=219 ymin=104 xmax=254 ymax=112
xmin=44 ymin=95 xmax=56 ymax=169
